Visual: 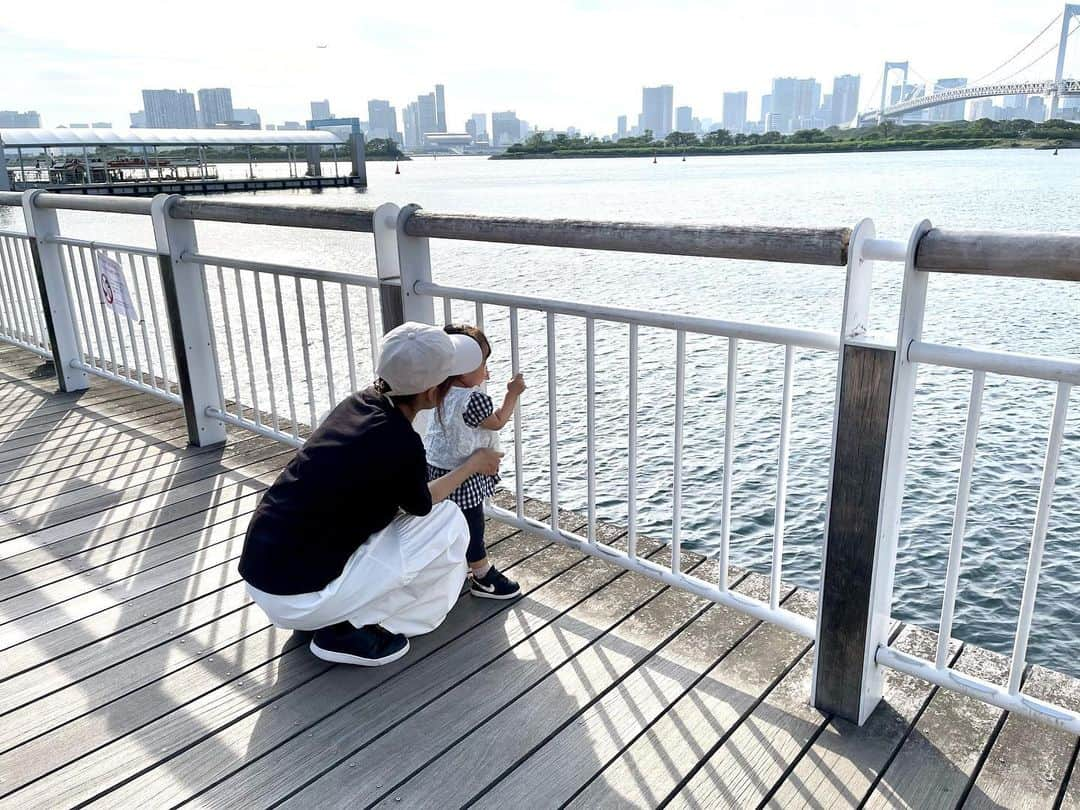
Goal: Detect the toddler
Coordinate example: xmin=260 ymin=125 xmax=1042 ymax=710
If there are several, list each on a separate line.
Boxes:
xmin=425 ymin=324 xmax=526 ymax=598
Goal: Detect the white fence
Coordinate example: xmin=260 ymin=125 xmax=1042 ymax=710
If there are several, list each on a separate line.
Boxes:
xmin=0 ymin=188 xmax=1076 ymax=736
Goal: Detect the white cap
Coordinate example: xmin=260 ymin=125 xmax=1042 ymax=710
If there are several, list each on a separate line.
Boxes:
xmin=376 ymin=322 xmax=483 ymax=395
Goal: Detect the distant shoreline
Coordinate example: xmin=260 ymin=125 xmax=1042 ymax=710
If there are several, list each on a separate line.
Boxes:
xmin=490 ymin=139 xmax=1074 ymax=160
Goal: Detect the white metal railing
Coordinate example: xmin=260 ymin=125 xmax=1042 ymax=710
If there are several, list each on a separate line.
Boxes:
xmin=420 ymin=279 xmax=827 ymax=639
xmin=186 ymin=252 xmax=384 ymax=447
xmin=52 ymin=237 xmax=181 ymax=403
xmin=0 ymin=191 xmax=1076 ymax=737
xmin=0 ymin=230 xmax=50 ymax=358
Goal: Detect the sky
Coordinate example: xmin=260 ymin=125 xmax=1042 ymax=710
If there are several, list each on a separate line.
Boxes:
xmin=2 ymin=0 xmax=1078 ymax=134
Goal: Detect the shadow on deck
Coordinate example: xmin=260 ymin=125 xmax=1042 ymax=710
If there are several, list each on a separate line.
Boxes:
xmin=0 ymin=343 xmax=1076 ymax=808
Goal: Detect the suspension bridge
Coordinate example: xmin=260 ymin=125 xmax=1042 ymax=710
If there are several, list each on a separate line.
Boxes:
xmin=859 ymin=3 xmax=1080 ymax=124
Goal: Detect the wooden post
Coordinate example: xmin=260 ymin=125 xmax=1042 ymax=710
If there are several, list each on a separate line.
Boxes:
xmin=150 ymin=193 xmax=226 ymax=446
xmin=813 ymin=219 xmax=931 ymax=723
xmin=20 ymin=189 xmax=89 ymax=392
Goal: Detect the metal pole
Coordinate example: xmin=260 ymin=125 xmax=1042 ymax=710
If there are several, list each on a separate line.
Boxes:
xmin=288 ymin=146 xmax=294 ymax=177
xmin=247 ymin=146 xmax=254 ymax=179
xmin=17 ymin=147 xmax=25 ymax=187
xmin=332 ymin=144 xmax=339 ymax=176
xmin=82 ymin=146 xmax=92 ymax=185
xmin=142 ymin=145 xmax=151 ymax=180
xmin=152 ymin=145 xmax=160 ymax=181
xmin=150 ymin=193 xmax=227 ymax=446
xmin=20 ymin=189 xmax=90 ymax=392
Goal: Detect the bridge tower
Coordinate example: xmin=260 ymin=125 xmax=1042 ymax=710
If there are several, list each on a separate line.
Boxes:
xmin=879 ymin=61 xmax=910 ymax=122
xmin=1050 ymin=4 xmax=1080 ymax=119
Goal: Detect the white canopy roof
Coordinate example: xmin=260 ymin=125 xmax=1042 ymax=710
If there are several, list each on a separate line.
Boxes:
xmin=0 ymin=128 xmax=347 ymax=148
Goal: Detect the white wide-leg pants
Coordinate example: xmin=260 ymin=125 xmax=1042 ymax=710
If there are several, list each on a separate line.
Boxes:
xmin=246 ymin=501 xmax=469 ymax=637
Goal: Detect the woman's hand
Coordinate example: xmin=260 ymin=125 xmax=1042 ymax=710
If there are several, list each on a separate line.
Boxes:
xmin=468 ymin=448 xmax=504 ymax=476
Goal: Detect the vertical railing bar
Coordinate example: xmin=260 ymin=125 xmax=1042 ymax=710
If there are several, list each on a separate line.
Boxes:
xmin=56 ymin=244 xmax=86 ymax=363
xmin=105 ymin=251 xmax=132 ymax=382
xmin=216 ymin=265 xmax=243 ymax=421
xmin=672 ymin=329 xmax=686 ymax=575
xmin=586 ymin=316 xmax=597 ymax=544
xmin=273 ymin=274 xmax=300 ymax=441
xmin=22 ymin=238 xmax=50 ymax=345
xmin=936 ymin=369 xmax=986 ymax=669
xmin=143 ymin=254 xmax=173 ymax=394
xmin=1008 ymin=382 xmax=1071 ymax=695
xmin=117 ymin=252 xmax=144 ymax=385
xmin=253 ymin=272 xmax=281 ymax=433
xmin=77 ymin=246 xmax=107 ymax=372
xmin=317 ymin=279 xmax=336 ymax=410
xmin=85 ymin=248 xmax=119 ymax=376
xmin=6 ymin=236 xmax=38 ymax=346
xmin=199 ymin=264 xmax=228 ymax=424
xmin=233 ymin=266 xmax=262 ymax=427
xmin=720 ymin=337 xmax=738 ymax=592
xmin=1 ymin=236 xmax=32 ymax=345
xmin=443 ymin=295 xmax=452 ymax=326
xmin=547 ymin=311 xmax=559 ymax=532
xmin=509 ymin=305 xmax=524 ymax=519
xmin=67 ymin=245 xmax=96 ymax=368
xmin=295 ymin=276 xmax=318 ymax=429
xmin=13 ymin=238 xmax=44 ymax=347
xmin=127 ymin=252 xmax=157 ymax=390
xmin=0 ymin=238 xmax=24 ymax=342
xmin=364 ymin=286 xmax=379 ymax=375
xmin=628 ymin=323 xmax=639 ymax=560
xmin=475 ymin=300 xmax=484 ymax=332
xmin=771 ymin=343 xmax=795 ymax=611
xmin=341 ymin=284 xmax=358 ymax=393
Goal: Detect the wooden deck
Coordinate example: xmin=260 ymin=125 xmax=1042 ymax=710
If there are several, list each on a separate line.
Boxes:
xmin=0 ymin=342 xmax=1077 ymax=809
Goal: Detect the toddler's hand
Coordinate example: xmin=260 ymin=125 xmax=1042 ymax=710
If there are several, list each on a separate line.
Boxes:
xmin=508 ymin=373 xmax=526 ymax=396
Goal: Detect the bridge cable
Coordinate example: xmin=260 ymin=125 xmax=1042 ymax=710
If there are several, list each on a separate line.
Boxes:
xmin=971 ymin=12 xmax=1062 ymax=85
xmin=998 ymin=18 xmax=1080 ymax=84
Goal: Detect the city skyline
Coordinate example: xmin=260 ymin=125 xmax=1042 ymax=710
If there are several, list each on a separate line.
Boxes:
xmin=3 ymin=0 xmax=1077 ymax=135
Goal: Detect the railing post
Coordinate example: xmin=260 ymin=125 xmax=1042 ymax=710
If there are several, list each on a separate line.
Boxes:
xmin=812 ymin=219 xmax=931 ymax=724
xmin=372 ymin=202 xmax=404 ymax=332
xmin=20 ymin=189 xmax=89 ymax=392
xmin=395 ymin=204 xmax=435 ymax=326
xmin=150 ymin=193 xmax=226 ymax=447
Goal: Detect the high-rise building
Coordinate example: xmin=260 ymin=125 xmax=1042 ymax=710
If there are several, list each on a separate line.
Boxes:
xmin=969 ymin=99 xmax=999 ymax=120
xmin=770 ymin=77 xmax=819 ymax=132
xmin=142 ymin=89 xmax=198 ymax=128
xmin=367 ymin=100 xmax=400 ymax=142
xmin=928 ymin=78 xmax=966 ymax=121
xmin=675 ymin=106 xmax=693 ymax=133
xmin=403 ymin=102 xmax=420 ymax=150
xmin=641 ymin=85 xmax=674 ymax=138
xmin=233 ymin=108 xmax=262 ymax=128
xmin=722 ymin=92 xmax=748 ymax=133
xmin=491 ymin=111 xmax=522 ymax=147
xmin=1027 ymin=95 xmax=1046 ymax=121
xmin=831 ymin=75 xmax=861 ymax=126
xmin=0 ymin=110 xmax=41 ymax=128
xmin=416 ymin=93 xmax=438 ymax=139
xmin=764 ymin=112 xmax=784 ymax=133
xmin=310 ymin=100 xmax=332 ymax=121
xmin=616 ymin=115 xmax=627 ymax=139
xmin=469 ymin=113 xmax=488 ymax=143
xmin=197 ymin=88 xmax=234 ymax=127
xmin=760 ymin=94 xmax=772 ymax=122
xmin=129 ymin=110 xmax=146 ymax=128
xmin=434 ymin=85 xmax=447 ymax=133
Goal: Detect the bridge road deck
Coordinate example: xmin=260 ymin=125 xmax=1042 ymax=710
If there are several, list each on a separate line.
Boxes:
xmin=0 ymin=342 xmax=1077 ymax=808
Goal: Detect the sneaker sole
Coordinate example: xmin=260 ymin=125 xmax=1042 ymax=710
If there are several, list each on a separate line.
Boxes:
xmin=470 ymin=588 xmax=522 ymax=600
xmin=309 ymin=637 xmax=411 ymax=666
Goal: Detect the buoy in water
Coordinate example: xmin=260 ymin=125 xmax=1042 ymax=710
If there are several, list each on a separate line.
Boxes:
xmin=395 ymin=162 xmax=400 ymax=174
xmin=1053 ymin=148 xmax=1059 ymax=156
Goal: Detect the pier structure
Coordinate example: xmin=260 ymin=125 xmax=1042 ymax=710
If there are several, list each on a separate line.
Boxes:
xmin=0 ymin=128 xmax=366 ymax=196
xmin=0 ymin=191 xmax=1077 ymax=805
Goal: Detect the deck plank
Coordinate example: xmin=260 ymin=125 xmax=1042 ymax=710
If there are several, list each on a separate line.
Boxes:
xmin=567 ymin=588 xmax=820 ymax=809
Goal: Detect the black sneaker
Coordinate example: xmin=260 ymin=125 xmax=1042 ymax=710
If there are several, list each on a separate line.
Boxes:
xmin=309 ymin=623 xmax=410 ymax=666
xmin=469 ymin=566 xmax=521 ymax=600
